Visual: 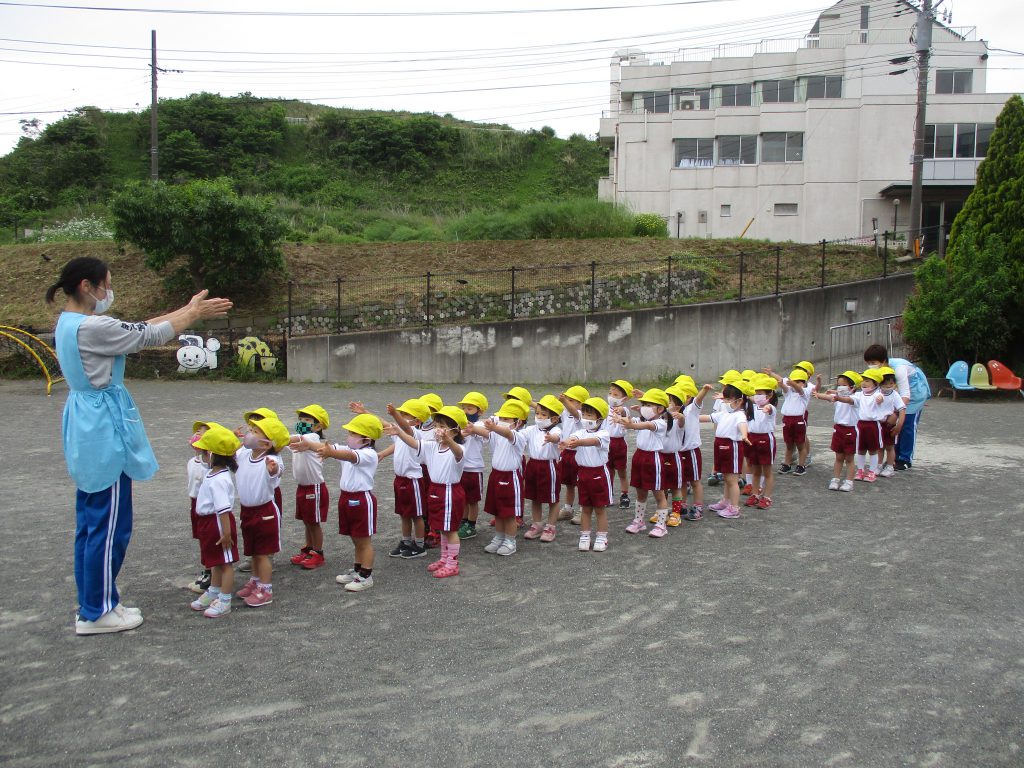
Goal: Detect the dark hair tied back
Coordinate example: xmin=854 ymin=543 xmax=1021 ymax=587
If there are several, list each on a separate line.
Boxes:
xmin=45 ymin=256 xmax=109 ymax=304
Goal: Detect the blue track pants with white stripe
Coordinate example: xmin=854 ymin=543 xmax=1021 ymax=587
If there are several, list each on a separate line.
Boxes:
xmin=74 ymin=473 xmax=133 ymax=621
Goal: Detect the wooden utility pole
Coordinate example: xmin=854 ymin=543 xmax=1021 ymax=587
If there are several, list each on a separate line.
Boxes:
xmin=150 ymin=29 xmax=159 ymax=181
xmin=908 ymin=0 xmax=932 ymax=253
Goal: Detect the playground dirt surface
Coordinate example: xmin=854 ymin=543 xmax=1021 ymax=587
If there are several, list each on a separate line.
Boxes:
xmin=1 ymin=380 xmax=1022 ymax=767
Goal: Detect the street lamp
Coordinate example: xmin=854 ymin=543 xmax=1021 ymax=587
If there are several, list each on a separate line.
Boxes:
xmin=892 ymin=198 xmax=900 ymax=234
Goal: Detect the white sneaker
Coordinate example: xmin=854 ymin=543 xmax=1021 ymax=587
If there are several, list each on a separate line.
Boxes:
xmin=570 ymin=509 xmax=582 ymax=525
xmin=203 ymin=599 xmax=231 ymax=618
xmin=484 ymin=535 xmax=504 ymax=554
xmin=839 ymin=479 xmax=854 ymax=492
xmin=557 ymin=505 xmax=573 ymax=521
xmin=828 ymin=478 xmax=840 ymax=491
xmin=496 ymin=539 xmax=517 ymax=556
xmin=75 ymin=609 xmax=143 ymax=635
xmin=578 ymin=533 xmax=592 ymax=551
xmin=592 ymin=535 xmax=608 ymax=553
xmin=335 ymin=569 xmax=358 ymax=584
xmin=344 ymin=574 xmax=374 ymax=592
xmin=879 ymin=464 xmax=895 ymax=478
xmin=113 ymin=603 xmax=142 ymax=617
xmin=190 ymin=591 xmax=216 ymax=612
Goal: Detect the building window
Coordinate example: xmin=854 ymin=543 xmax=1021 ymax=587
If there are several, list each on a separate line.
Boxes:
xmin=721 ymin=204 xmax=731 ymax=217
xmin=805 ymin=75 xmax=842 ymax=99
xmin=761 ymin=80 xmax=796 ymax=103
xmin=762 ymin=132 xmax=804 ymax=162
xmin=674 ymin=138 xmax=714 ymax=168
xmin=774 ymin=203 xmax=799 ymax=216
xmin=976 ymin=123 xmax=993 ymax=157
xmin=717 ymin=135 xmax=757 ymax=165
xmin=924 ymin=123 xmax=994 ymax=158
xmin=674 ymin=88 xmax=711 ymax=110
xmin=859 ymin=5 xmax=869 ymax=42
xmin=637 ymin=92 xmax=670 ymax=113
xmin=956 ymin=123 xmax=976 ymax=158
xmin=936 ymin=70 xmax=973 ymax=94
xmin=719 ymin=84 xmax=752 ymax=107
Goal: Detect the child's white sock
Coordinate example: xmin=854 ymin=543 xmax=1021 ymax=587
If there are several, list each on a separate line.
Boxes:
xmin=855 ymin=454 xmax=866 ymax=470
xmin=635 ymin=500 xmax=647 ymax=518
xmin=745 ymin=473 xmax=753 ymax=485
xmin=655 ymin=508 xmax=669 ymax=526
xmin=869 ymin=454 xmax=879 ymax=473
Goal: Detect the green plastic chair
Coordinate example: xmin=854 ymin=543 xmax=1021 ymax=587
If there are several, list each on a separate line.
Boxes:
xmin=968 ymin=363 xmax=997 ymax=390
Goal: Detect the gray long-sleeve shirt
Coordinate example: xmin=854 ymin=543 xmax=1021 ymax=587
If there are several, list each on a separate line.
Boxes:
xmin=76 ymin=315 xmax=175 ymax=388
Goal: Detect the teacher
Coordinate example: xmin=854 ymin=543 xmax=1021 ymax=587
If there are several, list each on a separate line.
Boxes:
xmin=863 ymin=343 xmax=931 ymax=471
xmin=47 ymin=256 xmax=232 ymax=635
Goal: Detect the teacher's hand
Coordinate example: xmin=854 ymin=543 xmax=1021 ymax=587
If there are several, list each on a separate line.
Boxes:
xmin=190 ymin=289 xmax=233 ymax=319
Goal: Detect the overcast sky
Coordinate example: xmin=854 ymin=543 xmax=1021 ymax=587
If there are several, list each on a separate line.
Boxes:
xmin=0 ymin=0 xmax=1021 ymax=156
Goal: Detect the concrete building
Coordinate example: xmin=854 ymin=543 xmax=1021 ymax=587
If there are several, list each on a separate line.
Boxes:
xmin=597 ymin=0 xmax=1014 ymax=248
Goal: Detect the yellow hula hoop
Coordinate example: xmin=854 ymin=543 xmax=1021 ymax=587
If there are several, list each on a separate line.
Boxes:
xmin=0 ymin=330 xmax=58 ymax=395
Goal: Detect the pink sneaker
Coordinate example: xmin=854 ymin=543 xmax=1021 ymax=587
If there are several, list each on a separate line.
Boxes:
xmin=244 ymin=587 xmax=273 ymax=607
xmin=427 ymin=559 xmax=445 ymax=572
xmin=854 ymin=469 xmax=866 ymax=481
xmin=717 ymin=505 xmax=741 ymax=519
xmin=433 ymin=563 xmax=459 ymax=578
xmin=864 ymin=470 xmax=878 ymax=483
xmin=625 ymin=516 xmax=647 ymax=534
xmin=539 ymin=524 xmax=556 ymax=543
xmin=236 ymin=577 xmax=259 ymax=599
xmin=523 ymin=523 xmax=543 ymax=540
xmin=709 ymin=499 xmax=729 ymax=512
xmin=648 ymin=523 xmax=668 ymax=538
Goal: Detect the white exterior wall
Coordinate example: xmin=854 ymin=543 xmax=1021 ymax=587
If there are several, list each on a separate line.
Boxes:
xmin=598 ymin=0 xmax=1014 ymax=243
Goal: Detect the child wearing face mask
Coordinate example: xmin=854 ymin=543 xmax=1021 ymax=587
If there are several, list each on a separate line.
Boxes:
xmin=316 ymin=413 xmax=383 ymax=593
xmin=386 ymin=406 xmax=468 ymax=578
xmin=764 ymin=367 xmax=812 ymax=476
xmin=700 ymin=382 xmax=754 ymax=519
xmin=876 ymin=367 xmax=906 ymax=478
xmin=521 ymin=395 xmax=565 ymax=542
xmin=471 ymin=400 xmax=529 ymax=556
xmin=235 ymin=407 xmax=281 ymax=573
xmin=456 ymin=392 xmax=489 ymax=540
xmin=286 ymin=405 xmax=331 ymax=570
xmin=186 ymin=422 xmax=212 ymax=594
xmin=744 ymin=375 xmax=779 ymax=510
xmin=189 ymin=423 xmax=241 ymax=618
xmin=813 ymin=370 xmax=861 ymax=492
xmin=606 ymin=380 xmax=634 ymax=510
xmin=832 ymin=369 xmax=887 ymax=482
xmin=671 ymin=378 xmax=712 ymax=521
xmin=563 ymin=398 xmax=613 ymax=552
xmin=614 ymin=388 xmax=674 ymax=538
xmin=417 ymin=393 xmax=444 ymax=548
xmin=235 ymin=416 xmax=289 ymax=607
xmin=557 ymin=385 xmax=590 ymax=525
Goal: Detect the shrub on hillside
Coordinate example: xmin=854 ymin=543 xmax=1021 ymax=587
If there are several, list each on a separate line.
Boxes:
xmin=446 ymin=199 xmax=633 ymax=241
xmin=634 ymin=212 xmax=669 ymax=237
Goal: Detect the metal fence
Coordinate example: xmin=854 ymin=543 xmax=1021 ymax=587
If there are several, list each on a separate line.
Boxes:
xmin=827 ymin=315 xmax=909 ymax=385
xmin=286 ymin=227 xmax=937 ymax=338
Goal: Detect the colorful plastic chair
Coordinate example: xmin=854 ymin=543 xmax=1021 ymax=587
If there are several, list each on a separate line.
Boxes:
xmin=968 ymin=363 xmax=997 ymax=390
xmin=987 ymin=360 xmax=1024 ymax=399
xmin=943 ymin=361 xmax=974 ymax=399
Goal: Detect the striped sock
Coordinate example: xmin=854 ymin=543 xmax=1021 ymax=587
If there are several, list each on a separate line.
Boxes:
xmin=448 ymin=540 xmax=461 ymax=564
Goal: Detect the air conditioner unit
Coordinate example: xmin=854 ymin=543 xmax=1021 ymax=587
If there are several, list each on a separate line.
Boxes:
xmin=679 ymin=100 xmax=696 ymax=111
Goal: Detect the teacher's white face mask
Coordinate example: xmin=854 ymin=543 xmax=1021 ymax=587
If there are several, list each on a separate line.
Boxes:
xmin=91 ymin=286 xmax=114 ymax=314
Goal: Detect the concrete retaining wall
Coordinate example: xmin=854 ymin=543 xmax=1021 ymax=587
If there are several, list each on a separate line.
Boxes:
xmin=287 ymin=274 xmax=914 ymax=384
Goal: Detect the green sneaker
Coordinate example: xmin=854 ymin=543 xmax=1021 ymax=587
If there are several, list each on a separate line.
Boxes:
xmin=457 ymin=520 xmax=477 ymax=539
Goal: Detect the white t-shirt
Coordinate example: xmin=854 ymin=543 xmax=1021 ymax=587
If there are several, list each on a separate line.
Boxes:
xmin=711 ymin=409 xmax=747 ymax=441
xmin=186 ymin=455 xmax=208 ymax=499
xmin=195 ymin=468 xmax=235 ymax=517
xmin=606 ymin=403 xmax=628 ymax=438
xmin=748 ymin=404 xmax=777 ymax=435
xmin=877 ymin=390 xmax=906 ymax=419
xmin=416 ymin=439 xmax=465 ymax=485
xmin=632 ymin=416 xmax=667 ymax=452
xmin=561 ymin=413 xmax=582 ymax=445
xmin=833 ymin=399 xmax=859 ymax=427
xmin=780 ymin=383 xmax=812 ymax=416
xmin=336 ymin=445 xmax=378 ymax=492
xmin=569 ymin=428 xmax=610 ymax=467
xmin=660 ymin=419 xmax=685 ymax=452
xmin=290 ymin=433 xmax=325 ymax=486
xmin=489 ymin=428 xmax=528 ymax=472
xmin=851 ymin=390 xmax=887 ymax=422
xmin=235 ymin=447 xmax=284 ymax=507
xmin=391 ymin=434 xmax=423 ymax=479
xmin=462 ymin=431 xmax=486 ymax=472
xmin=680 ymin=400 xmax=704 ymax=451
xmin=521 ymin=423 xmax=562 ymax=461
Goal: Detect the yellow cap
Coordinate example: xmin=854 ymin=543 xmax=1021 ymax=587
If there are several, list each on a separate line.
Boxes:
xmin=458 ymin=391 xmax=489 ymax=412
xmin=244 ymin=407 xmax=278 ymax=423
xmin=194 ymin=422 xmax=241 ymax=456
xmin=496 ymin=399 xmax=529 ymax=421
xmin=192 ymin=420 xmax=211 ymax=434
xmin=562 ymin=385 xmax=590 ymax=403
xmin=610 ymin=379 xmax=634 ymax=398
xmin=862 ymin=368 xmax=884 ymax=384
xmin=536 ymin=394 xmax=564 ymax=416
xmin=665 ymin=385 xmax=688 ymax=404
xmin=674 ymin=374 xmax=696 ymax=387
xmin=419 ymin=393 xmax=443 ymax=413
xmin=503 ymin=386 xmax=533 ymax=405
xmin=840 ymin=370 xmax=863 ymax=386
xmin=343 ymin=413 xmax=383 ymax=441
xmin=719 ymin=370 xmax=742 ymax=386
xmin=735 ymin=380 xmax=756 ymax=397
xmin=639 ymin=387 xmax=670 ymax=407
xmin=397 ymin=398 xmax=430 ymax=423
xmin=296 ymin=404 xmax=330 ymax=430
xmin=741 ymin=369 xmax=757 ymax=380
xmin=796 ymin=360 xmax=815 ymax=376
xmin=752 ymin=374 xmax=778 ymax=392
xmin=878 ymin=366 xmax=896 ymax=378
xmin=252 ymin=417 xmax=291 ymax=451
xmin=676 ymin=381 xmax=699 ymax=398
xmin=582 ymin=397 xmax=610 ymax=420
xmin=788 ymin=369 xmax=809 ymax=382
xmin=436 ymin=405 xmax=469 ymax=430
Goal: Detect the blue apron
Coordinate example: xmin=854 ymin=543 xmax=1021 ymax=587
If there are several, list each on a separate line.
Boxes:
xmin=56 ymin=312 xmax=159 ymax=493
xmin=888 ymin=356 xmax=931 ymax=415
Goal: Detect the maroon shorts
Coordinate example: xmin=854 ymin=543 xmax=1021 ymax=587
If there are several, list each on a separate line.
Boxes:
xmin=713 ymin=437 xmax=745 ymax=475
xmin=607 ymin=436 xmax=628 ymax=471
xmin=196 ymin=513 xmax=239 ymax=568
xmin=189 ymin=497 xmax=199 ymax=539
xmin=421 ymin=463 xmax=432 ymax=485
xmin=426 ymin=482 xmax=465 ymax=532
xmin=523 ymin=458 xmax=561 ymax=504
xmin=857 ymin=420 xmax=883 ymax=453
xmin=560 ymin=449 xmax=579 ymax=488
xmin=746 ymin=432 xmax=776 ymax=466
xmin=782 ymin=414 xmax=807 ymax=446
xmin=295 ymin=483 xmax=329 ymax=524
xmin=680 ymin=448 xmax=703 ymax=484
xmin=460 ymin=470 xmax=483 ymax=505
xmin=337 ymin=490 xmax=377 ymax=538
xmin=240 ymin=501 xmax=282 ymax=557
xmin=577 ymin=465 xmax=613 ymax=508
xmin=659 ymin=451 xmax=682 ymax=489
xmin=830 ymin=424 xmax=857 ymax=455
xmin=484 ymin=469 xmax=524 ymax=519
xmin=630 ymin=448 xmax=665 ymax=491
xmin=274 ymin=486 xmax=282 ymax=513
xmin=881 ymin=420 xmax=897 ymax=448
xmin=393 ymin=475 xmax=426 ymax=519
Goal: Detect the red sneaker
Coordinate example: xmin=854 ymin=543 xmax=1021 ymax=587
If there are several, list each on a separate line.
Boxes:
xmin=236 ymin=577 xmax=259 ymax=599
xmin=290 ymin=547 xmax=312 ymax=565
xmin=741 ymin=483 xmax=754 ymax=496
xmin=244 ymin=586 xmax=273 ymax=607
xmin=758 ymin=496 xmax=773 ymax=509
xmin=433 ymin=563 xmax=460 ymax=578
xmin=300 ymin=551 xmax=325 ymax=570
xmin=744 ymin=494 xmax=760 ymax=507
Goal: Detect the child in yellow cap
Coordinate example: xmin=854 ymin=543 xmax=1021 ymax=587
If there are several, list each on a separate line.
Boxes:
xmin=469 ymin=399 xmax=529 ymax=556
xmin=606 ymin=379 xmax=635 ymax=510
xmin=763 ymin=367 xmax=811 ymax=476
xmin=186 ymin=422 xmax=212 ymax=594
xmin=286 ymin=405 xmax=331 ymax=570
xmin=612 ymin=388 xmax=675 ymax=537
xmin=558 ymin=384 xmax=590 ymax=524
xmin=456 ymin=391 xmax=490 ymax=540
xmin=520 ymin=395 xmax=564 ymax=543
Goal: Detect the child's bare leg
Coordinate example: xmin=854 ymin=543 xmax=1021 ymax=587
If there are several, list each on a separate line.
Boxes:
xmin=253 ymin=554 xmax=272 ymax=585
xmin=691 ymin=480 xmax=704 ymax=506
xmin=303 ymin=522 xmax=313 ymax=549
xmin=617 ymin=468 xmax=628 ymax=495
xmin=653 ymin=489 xmax=667 ymax=508
xmin=580 ymin=507 xmax=593 ymax=532
xmin=761 ymin=466 xmax=774 ymax=498
xmin=414 ymin=517 xmax=425 ymax=540
xmin=466 ymin=500 xmax=479 ymax=524
xmin=723 ymin=474 xmax=740 ymax=507
xmin=798 ymin=440 xmax=810 ymax=466
xmin=844 ymin=455 xmax=856 ymax=482
xmin=594 ymin=508 xmax=608 ymax=532
xmin=401 ymin=517 xmax=412 ymax=539
xmin=353 ymin=536 xmax=374 ymax=570
xmin=310 ymin=523 xmax=323 ymax=551
xmin=531 ymin=500 xmax=544 ymax=525
xmin=213 ymin=564 xmax=233 ymax=594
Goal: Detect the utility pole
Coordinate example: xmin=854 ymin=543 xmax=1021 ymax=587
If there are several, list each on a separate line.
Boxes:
xmin=150 ymin=29 xmax=158 ymax=181
xmin=908 ymin=0 xmax=933 ymax=254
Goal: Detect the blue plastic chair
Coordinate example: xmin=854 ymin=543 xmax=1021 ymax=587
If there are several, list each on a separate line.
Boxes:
xmin=944 ymin=360 xmax=974 ymax=399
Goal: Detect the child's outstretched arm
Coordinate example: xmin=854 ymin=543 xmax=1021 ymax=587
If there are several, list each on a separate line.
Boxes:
xmin=315 ymin=442 xmax=358 ymax=463
xmin=385 ymin=403 xmax=415 ymax=436
xmin=383 ymin=421 xmax=419 ymax=450
xmin=377 ymin=443 xmax=395 ymax=461
xmin=349 ymin=401 xmax=371 ymax=415
xmin=436 ymin=424 xmax=464 ymax=461
xmin=694 ymin=383 xmax=714 ymax=407
xmin=558 ymin=394 xmax=582 ymax=418
xmin=484 ymin=419 xmax=515 ymax=441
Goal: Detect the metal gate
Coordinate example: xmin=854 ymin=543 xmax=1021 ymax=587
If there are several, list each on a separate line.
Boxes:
xmin=828 ymin=315 xmax=907 ymax=383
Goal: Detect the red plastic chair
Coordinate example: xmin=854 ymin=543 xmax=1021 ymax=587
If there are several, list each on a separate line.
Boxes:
xmin=987 ymin=360 xmax=1024 ymax=399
